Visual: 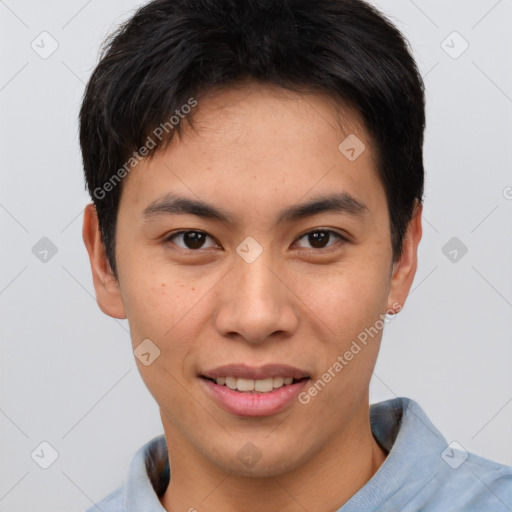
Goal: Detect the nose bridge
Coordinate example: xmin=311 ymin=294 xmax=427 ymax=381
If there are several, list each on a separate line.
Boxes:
xmin=236 ymin=248 xmax=279 ymax=305
xmin=214 ymin=241 xmax=298 ymax=343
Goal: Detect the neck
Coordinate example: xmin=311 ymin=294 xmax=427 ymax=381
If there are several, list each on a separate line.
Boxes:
xmin=160 ymin=401 xmax=387 ymax=512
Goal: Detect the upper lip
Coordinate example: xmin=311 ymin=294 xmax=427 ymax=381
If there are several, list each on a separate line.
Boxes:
xmin=201 ymin=364 xmax=310 ymax=380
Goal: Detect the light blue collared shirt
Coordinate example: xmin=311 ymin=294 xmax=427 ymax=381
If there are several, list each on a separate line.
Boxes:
xmin=86 ymin=397 xmax=512 ymax=511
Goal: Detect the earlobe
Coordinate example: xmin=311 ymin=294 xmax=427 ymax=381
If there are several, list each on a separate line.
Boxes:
xmin=386 ymin=201 xmax=423 ymax=314
xmin=82 ymin=203 xmax=127 ymax=319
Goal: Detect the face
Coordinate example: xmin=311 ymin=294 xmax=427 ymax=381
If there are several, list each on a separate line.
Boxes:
xmin=84 ymin=81 xmax=421 ymax=478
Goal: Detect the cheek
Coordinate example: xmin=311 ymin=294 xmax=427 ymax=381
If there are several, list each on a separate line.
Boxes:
xmin=121 ymin=277 xmax=169 ymax=341
xmin=119 ymin=270 xmax=195 ymax=355
xmin=304 ymin=260 xmax=390 ymax=337
xmin=122 ymin=277 xmax=202 ymax=406
xmin=298 ymin=268 xmax=387 ymax=411
xmin=118 ymin=260 xmax=218 ymax=383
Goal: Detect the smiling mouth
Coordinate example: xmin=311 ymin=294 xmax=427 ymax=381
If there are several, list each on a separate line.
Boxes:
xmin=201 ymin=376 xmax=309 ymax=393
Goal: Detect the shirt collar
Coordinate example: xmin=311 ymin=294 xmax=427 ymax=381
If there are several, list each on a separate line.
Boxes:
xmin=124 ymin=434 xmax=169 ymax=511
xmin=123 ymin=397 xmax=445 ymax=511
xmin=341 ymin=397 xmax=448 ymax=511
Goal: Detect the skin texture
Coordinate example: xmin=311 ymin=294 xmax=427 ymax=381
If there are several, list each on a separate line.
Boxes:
xmin=83 ymin=81 xmax=422 ymax=512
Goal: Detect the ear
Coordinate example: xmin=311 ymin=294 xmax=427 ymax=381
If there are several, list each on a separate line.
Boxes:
xmin=386 ymin=200 xmax=423 ymax=314
xmin=82 ymin=203 xmax=127 ymax=319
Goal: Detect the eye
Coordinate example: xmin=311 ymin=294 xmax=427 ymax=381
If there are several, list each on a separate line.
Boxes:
xmin=293 ymin=229 xmax=347 ymax=250
xmin=164 ymin=230 xmax=218 ymax=250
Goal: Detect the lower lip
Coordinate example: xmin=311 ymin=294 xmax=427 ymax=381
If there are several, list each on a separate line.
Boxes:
xmin=201 ymin=377 xmax=309 ymax=417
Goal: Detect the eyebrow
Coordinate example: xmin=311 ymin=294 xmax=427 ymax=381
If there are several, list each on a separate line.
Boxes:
xmin=143 ymin=192 xmax=369 ymax=224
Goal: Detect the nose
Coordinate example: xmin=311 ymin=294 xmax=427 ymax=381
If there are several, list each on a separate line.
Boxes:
xmin=214 ymin=248 xmax=299 ymax=345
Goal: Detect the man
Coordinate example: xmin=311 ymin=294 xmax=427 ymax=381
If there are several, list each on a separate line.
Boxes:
xmin=80 ymin=0 xmax=512 ymax=510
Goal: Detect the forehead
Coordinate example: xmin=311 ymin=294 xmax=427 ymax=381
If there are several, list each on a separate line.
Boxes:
xmin=186 ymin=81 xmax=371 ymax=154
xmin=119 ymin=81 xmax=386 ymax=224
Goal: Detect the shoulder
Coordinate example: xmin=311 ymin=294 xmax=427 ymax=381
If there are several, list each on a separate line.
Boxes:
xmin=83 ymin=434 xmax=168 ymax=512
xmin=84 ymin=485 xmax=125 ymax=512
xmin=368 ymin=397 xmax=512 ymax=511
xmin=404 ymin=397 xmax=512 ymax=510
xmin=430 ymin=451 xmax=512 ymax=511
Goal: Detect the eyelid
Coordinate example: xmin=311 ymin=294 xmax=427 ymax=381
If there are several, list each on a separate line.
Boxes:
xmin=295 ymin=227 xmax=348 ymax=240
xmin=164 ymin=230 xmax=220 ymax=250
xmin=292 ymin=228 xmax=348 ymax=250
xmin=163 ymin=228 xmax=348 ymax=251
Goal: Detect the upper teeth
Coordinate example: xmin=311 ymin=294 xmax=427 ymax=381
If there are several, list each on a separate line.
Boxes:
xmin=216 ymin=376 xmax=294 ymax=392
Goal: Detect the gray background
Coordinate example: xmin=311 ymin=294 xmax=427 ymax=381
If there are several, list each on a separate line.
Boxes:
xmin=1 ymin=0 xmax=511 ymax=510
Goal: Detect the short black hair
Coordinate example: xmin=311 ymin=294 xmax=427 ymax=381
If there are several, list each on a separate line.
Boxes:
xmin=79 ymin=0 xmax=425 ymax=277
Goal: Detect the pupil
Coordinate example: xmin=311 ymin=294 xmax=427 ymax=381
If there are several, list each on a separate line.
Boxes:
xmin=184 ymin=231 xmax=205 ymax=249
xmin=309 ymin=231 xmax=329 ymax=249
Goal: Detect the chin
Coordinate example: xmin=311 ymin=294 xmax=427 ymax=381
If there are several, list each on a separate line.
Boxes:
xmin=209 ymin=441 xmax=306 ymax=478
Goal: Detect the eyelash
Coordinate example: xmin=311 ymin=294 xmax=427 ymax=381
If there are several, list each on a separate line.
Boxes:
xmin=163 ymin=229 xmax=348 ymax=252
